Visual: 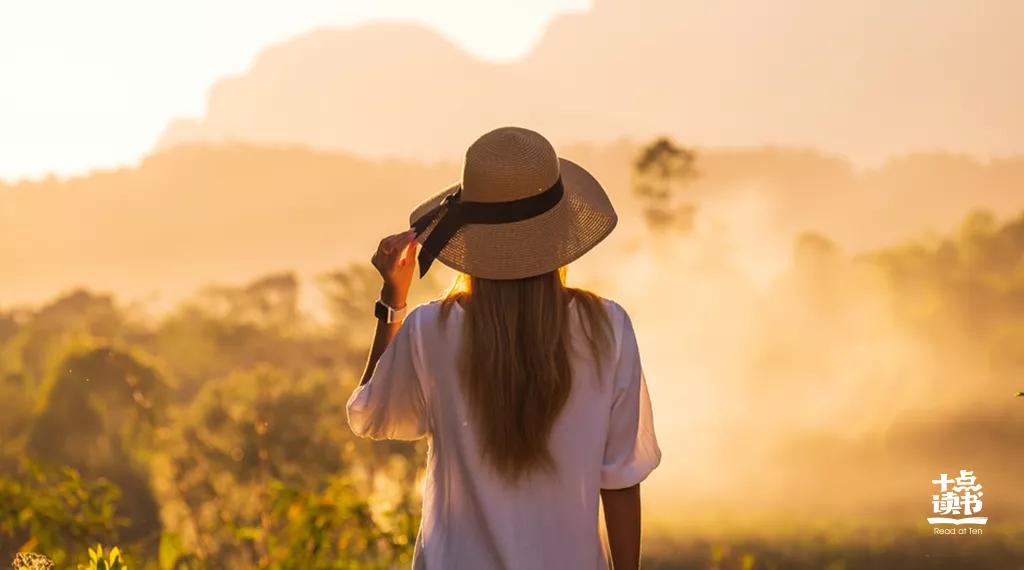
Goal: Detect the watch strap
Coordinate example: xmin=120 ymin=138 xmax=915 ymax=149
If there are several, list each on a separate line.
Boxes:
xmin=374 ymin=299 xmax=407 ymax=324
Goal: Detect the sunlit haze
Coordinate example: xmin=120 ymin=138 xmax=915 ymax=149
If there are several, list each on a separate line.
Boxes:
xmin=0 ymin=0 xmax=587 ymax=181
xmin=3 ymin=2 xmax=1024 ymax=566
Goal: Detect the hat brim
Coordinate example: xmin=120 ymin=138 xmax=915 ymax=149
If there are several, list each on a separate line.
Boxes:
xmin=408 ymin=158 xmax=617 ymax=280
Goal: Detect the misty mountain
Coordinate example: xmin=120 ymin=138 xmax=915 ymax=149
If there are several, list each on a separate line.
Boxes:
xmin=156 ymin=0 xmax=1024 ymax=164
xmin=4 ymin=142 xmax=1023 ymax=307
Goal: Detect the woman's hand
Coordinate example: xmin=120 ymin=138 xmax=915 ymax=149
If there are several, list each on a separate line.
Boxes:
xmin=372 ymin=229 xmax=418 ymax=307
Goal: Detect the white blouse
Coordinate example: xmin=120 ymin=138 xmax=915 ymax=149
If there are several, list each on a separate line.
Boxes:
xmin=347 ymin=297 xmax=661 ymax=570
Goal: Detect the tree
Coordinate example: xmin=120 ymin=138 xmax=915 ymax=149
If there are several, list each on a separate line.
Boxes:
xmin=152 ymin=271 xmax=342 ymax=397
xmin=26 ymin=343 xmax=170 ymax=553
xmin=261 ymin=476 xmax=418 ymax=568
xmin=151 ymin=365 xmax=421 ymax=567
xmin=318 ymin=264 xmax=381 ymax=351
xmin=0 ymin=462 xmax=123 ymax=567
xmin=632 ymin=137 xmax=698 ymax=232
xmin=318 ymin=262 xmax=453 ymax=349
xmin=0 ymin=290 xmax=133 ymax=395
xmin=197 ymin=273 xmax=302 ymax=334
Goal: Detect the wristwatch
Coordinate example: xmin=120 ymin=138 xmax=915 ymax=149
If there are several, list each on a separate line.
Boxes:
xmin=374 ymin=299 xmax=407 ymax=324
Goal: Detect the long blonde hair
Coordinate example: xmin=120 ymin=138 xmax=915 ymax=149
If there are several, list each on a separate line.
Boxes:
xmin=440 ymin=269 xmax=611 ymax=483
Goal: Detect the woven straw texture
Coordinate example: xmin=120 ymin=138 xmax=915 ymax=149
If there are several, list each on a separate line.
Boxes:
xmin=408 ymin=127 xmax=617 ymax=280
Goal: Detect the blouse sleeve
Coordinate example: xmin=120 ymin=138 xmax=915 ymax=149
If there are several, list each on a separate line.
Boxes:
xmin=346 ymin=306 xmax=429 ymax=441
xmin=601 ymin=308 xmax=662 ymax=489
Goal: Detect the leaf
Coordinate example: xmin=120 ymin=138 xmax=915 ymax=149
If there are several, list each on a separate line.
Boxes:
xmin=159 ymin=532 xmax=185 ymax=569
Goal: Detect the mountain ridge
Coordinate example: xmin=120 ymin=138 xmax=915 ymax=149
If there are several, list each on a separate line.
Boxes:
xmin=154 ymin=0 xmax=1024 ymax=164
xmin=5 ymin=141 xmax=1024 ymax=308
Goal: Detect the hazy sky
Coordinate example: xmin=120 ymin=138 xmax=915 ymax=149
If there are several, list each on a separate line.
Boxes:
xmin=0 ymin=0 xmax=587 ymax=181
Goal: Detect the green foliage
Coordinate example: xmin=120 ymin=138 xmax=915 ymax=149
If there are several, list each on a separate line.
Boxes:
xmin=25 ymin=342 xmax=169 ymax=551
xmin=0 ymin=376 xmax=33 ymax=459
xmin=73 ymin=540 xmax=127 ymax=568
xmin=29 ymin=342 xmax=170 ymax=469
xmin=5 ymin=206 xmax=1023 ymax=567
xmin=77 ymin=545 xmax=126 ymax=570
xmin=151 ymin=271 xmax=345 ymax=398
xmin=0 ymin=263 xmax=429 ymax=567
xmin=867 ymin=210 xmax=1024 ymax=327
xmin=0 ymin=462 xmax=123 ymax=567
xmin=260 ymin=476 xmax=417 ymax=569
xmin=0 ymin=291 xmax=133 ymax=393
xmin=151 ymin=365 xmax=421 ymax=566
xmin=318 ymin=264 xmax=382 ymax=350
xmin=195 ymin=273 xmax=301 ymax=333
xmin=866 ymin=209 xmax=1024 ymax=395
xmin=318 ymin=262 xmax=452 ymax=351
xmin=155 ymin=532 xmax=201 ymax=570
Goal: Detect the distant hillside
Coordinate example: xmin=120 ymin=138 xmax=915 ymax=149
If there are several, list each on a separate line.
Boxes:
xmin=156 ymin=0 xmax=1024 ymax=163
xmin=1 ymin=145 xmax=453 ymax=307
xmin=3 ymin=142 xmax=1023 ymax=308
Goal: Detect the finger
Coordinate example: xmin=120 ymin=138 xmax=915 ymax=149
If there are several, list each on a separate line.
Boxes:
xmin=382 ymin=231 xmax=409 ymax=253
xmin=388 ymin=231 xmax=417 ymax=256
xmin=380 ymin=236 xmax=399 ymax=255
xmin=379 ymin=230 xmax=413 ymax=258
xmin=394 ymin=230 xmax=415 ymax=250
xmin=393 ymin=232 xmax=415 ymax=250
xmin=399 ymin=238 xmax=417 ymax=264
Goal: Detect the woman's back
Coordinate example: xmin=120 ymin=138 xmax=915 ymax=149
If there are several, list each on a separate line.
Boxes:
xmin=348 ymin=296 xmax=660 ymax=569
xmin=350 ymin=126 xmax=660 ymax=569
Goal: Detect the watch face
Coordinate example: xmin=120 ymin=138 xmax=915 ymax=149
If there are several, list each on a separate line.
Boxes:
xmin=374 ymin=300 xmax=389 ymax=320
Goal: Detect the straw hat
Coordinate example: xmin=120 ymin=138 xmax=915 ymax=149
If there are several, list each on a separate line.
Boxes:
xmin=409 ymin=127 xmax=617 ymax=280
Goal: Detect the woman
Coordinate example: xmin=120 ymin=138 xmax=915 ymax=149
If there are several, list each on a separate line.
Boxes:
xmin=347 ymin=127 xmax=661 ymax=569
